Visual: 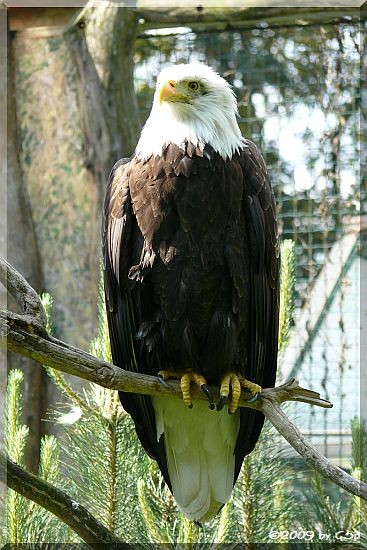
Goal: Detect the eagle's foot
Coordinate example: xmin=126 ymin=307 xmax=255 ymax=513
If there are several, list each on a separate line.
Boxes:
xmin=157 ymin=370 xmax=214 ymax=409
xmin=181 ymin=372 xmax=214 ymax=409
xmin=239 ymin=375 xmax=262 ymax=402
xmin=217 ymin=374 xmax=262 ymax=413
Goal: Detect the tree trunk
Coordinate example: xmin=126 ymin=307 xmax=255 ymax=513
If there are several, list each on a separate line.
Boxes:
xmin=11 ymin=7 xmax=140 ymax=354
xmin=9 ymin=6 xmax=141 ymax=453
xmin=7 ymin=29 xmax=47 ymax=473
xmin=66 ymin=6 xmax=141 ymax=218
xmin=74 ymin=5 xmax=141 ymax=161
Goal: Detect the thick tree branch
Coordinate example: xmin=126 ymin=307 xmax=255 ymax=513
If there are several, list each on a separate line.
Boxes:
xmin=8 ymin=5 xmax=364 ymax=34
xmin=1 ymin=256 xmax=366 ymax=503
xmin=0 ymin=256 xmax=333 ymax=408
xmin=1 ymin=454 xmax=127 ymax=548
xmin=135 ymin=6 xmax=362 ymax=32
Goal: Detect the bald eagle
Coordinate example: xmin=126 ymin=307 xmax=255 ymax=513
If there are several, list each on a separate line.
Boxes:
xmin=103 ymin=64 xmax=279 ymax=523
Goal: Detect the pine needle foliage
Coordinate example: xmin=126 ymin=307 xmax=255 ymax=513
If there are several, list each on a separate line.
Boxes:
xmin=25 ymin=435 xmax=72 ymax=544
xmin=278 ymin=239 xmax=296 ymax=355
xmin=3 ymin=370 xmax=71 ymax=544
xmin=4 ymin=370 xmax=29 ymax=544
xmin=231 ymin=420 xmax=305 ymax=544
xmin=5 ymin=370 xmax=29 ymax=465
xmin=41 ymin=293 xmax=93 ymax=417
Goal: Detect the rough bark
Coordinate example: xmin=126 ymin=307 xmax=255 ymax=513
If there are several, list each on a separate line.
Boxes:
xmin=7 ymin=28 xmax=47 ymax=473
xmin=11 ymin=30 xmax=100 ymax=353
xmin=66 ymin=5 xmax=141 ymax=225
xmin=7 ymin=5 xmax=141 ymax=472
xmin=75 ymin=5 xmax=141 ymax=159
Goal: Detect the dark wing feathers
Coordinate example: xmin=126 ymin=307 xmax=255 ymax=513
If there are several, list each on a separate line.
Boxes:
xmin=233 ymin=140 xmax=279 ymax=477
xmin=102 ymin=159 xmax=171 ymax=488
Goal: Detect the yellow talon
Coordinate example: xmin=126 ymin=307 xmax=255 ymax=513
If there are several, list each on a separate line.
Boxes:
xmin=229 ymin=374 xmax=241 ymax=413
xmin=191 ymin=372 xmax=207 ymax=387
xmin=218 ymin=373 xmax=241 ymax=412
xmin=181 ymin=373 xmax=193 ymax=408
xmin=239 ymin=376 xmax=262 ymax=396
xmin=157 ymin=369 xmax=212 ymax=409
xmin=219 ymin=374 xmax=231 ymax=399
xmin=218 ymin=373 xmax=262 ymax=413
xmin=157 ymin=369 xmax=262 ymax=412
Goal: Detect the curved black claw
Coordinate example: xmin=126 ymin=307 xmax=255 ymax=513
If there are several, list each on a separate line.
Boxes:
xmin=243 ymin=392 xmax=260 ymax=403
xmin=216 ymin=394 xmax=227 ymax=412
xmin=157 ymin=373 xmax=169 ymax=387
xmin=201 ymin=384 xmax=214 ymax=409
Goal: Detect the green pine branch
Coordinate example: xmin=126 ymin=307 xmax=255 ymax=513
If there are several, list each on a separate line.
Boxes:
xmin=4 ymin=370 xmax=29 ymax=544
xmin=278 ymin=239 xmax=296 ymax=355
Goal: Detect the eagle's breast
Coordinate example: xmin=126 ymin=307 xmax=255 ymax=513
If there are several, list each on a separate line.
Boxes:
xmin=129 ymin=143 xmax=244 ymax=248
xmin=125 ymin=142 xmax=249 ymax=384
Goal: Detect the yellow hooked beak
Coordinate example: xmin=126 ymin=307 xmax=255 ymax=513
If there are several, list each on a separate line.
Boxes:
xmin=159 ymin=80 xmax=177 ymax=104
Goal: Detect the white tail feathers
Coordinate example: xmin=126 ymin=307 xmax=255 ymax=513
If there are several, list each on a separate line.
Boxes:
xmin=152 ymin=396 xmax=240 ymax=522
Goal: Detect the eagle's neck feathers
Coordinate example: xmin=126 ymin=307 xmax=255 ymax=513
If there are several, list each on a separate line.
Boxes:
xmin=135 ymin=89 xmax=245 ymax=161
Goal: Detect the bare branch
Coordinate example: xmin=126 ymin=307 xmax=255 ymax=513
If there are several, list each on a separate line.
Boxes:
xmin=260 ymin=398 xmax=366 ymax=500
xmin=0 ymin=256 xmax=47 ymax=331
xmin=1 ymin=453 xmax=127 ymax=548
xmin=1 ymin=257 xmax=366 ymax=503
xmin=261 ymin=378 xmax=333 ymax=408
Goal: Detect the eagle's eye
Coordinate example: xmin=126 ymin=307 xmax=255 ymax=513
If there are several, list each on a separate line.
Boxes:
xmin=188 ymin=81 xmax=199 ymax=91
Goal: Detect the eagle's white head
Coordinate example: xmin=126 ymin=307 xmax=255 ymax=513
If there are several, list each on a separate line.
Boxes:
xmin=135 ymin=63 xmax=245 ymax=161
